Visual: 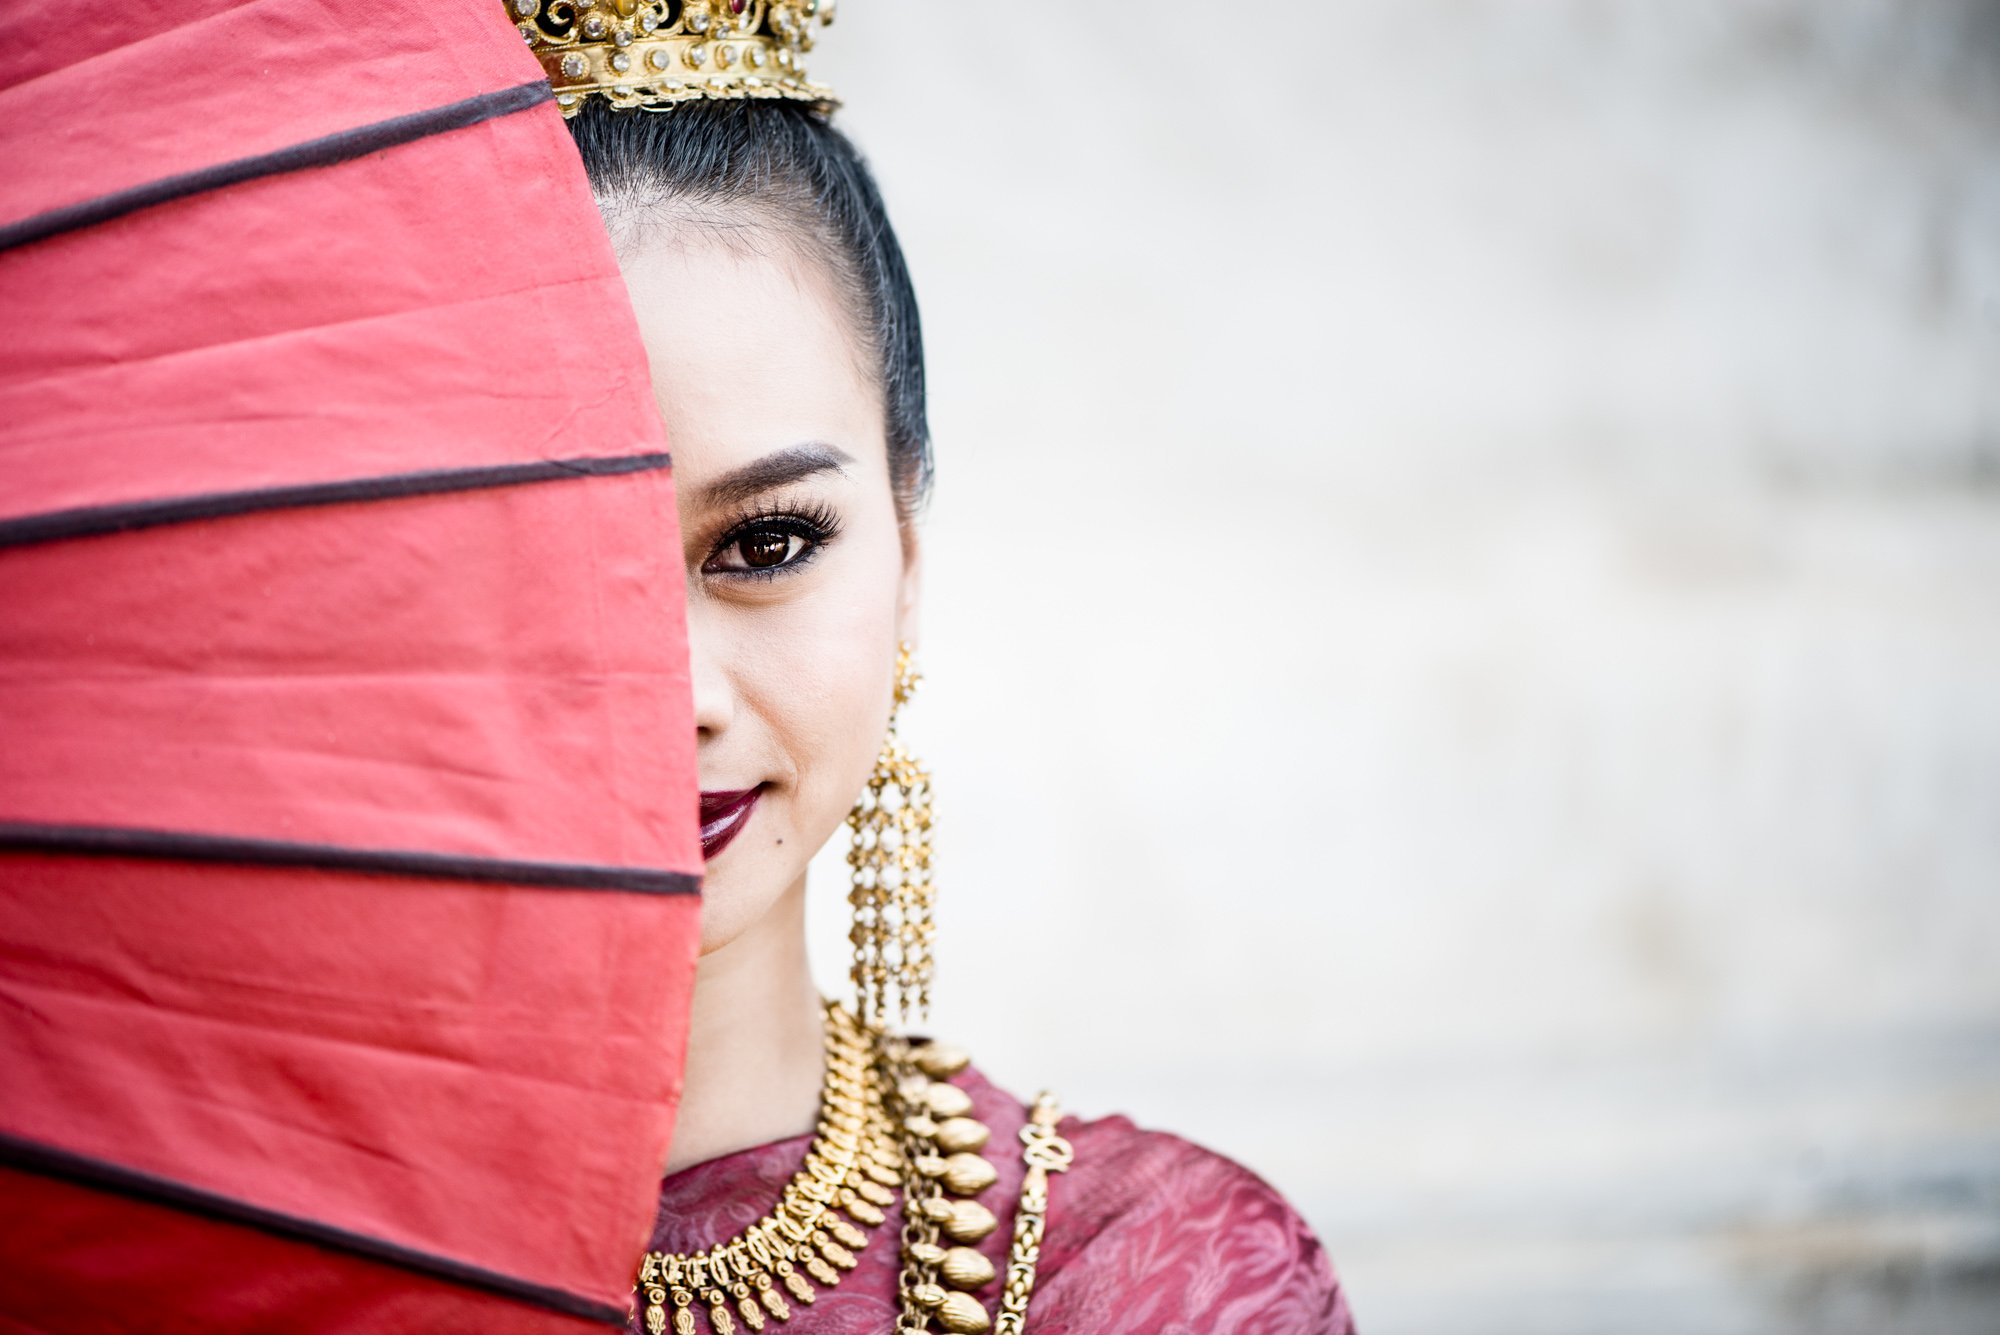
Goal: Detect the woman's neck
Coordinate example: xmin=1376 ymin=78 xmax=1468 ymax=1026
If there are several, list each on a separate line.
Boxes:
xmin=664 ymin=872 xmax=826 ymax=1176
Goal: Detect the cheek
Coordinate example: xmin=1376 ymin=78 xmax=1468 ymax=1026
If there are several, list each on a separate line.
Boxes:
xmin=736 ymin=532 xmax=904 ymax=828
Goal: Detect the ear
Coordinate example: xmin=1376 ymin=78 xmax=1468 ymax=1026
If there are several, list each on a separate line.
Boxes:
xmin=894 ymin=525 xmax=923 ymax=651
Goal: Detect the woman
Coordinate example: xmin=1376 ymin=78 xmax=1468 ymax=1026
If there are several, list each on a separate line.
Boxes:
xmin=527 ymin=4 xmax=1355 ymax=1331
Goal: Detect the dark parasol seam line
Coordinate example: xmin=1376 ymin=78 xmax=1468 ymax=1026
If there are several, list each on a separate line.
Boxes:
xmin=0 ymin=80 xmax=554 ymax=254
xmin=0 ymin=1133 xmax=629 ymax=1325
xmin=0 ymin=452 xmax=671 ymax=549
xmin=0 ymin=822 xmax=701 ymax=896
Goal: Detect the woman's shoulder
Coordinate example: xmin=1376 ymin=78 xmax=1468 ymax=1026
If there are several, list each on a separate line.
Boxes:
xmin=955 ymin=1063 xmax=1357 ymax=1335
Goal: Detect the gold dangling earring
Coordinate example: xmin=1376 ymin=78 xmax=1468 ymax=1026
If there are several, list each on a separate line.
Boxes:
xmin=847 ymin=641 xmax=934 ymax=1029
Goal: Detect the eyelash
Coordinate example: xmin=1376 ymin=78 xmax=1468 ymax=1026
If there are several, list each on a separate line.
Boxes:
xmin=702 ymin=499 xmax=844 ymax=582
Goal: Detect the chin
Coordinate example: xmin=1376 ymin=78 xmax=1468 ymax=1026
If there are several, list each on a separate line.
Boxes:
xmin=693 ymin=884 xmax=764 ymax=956
xmin=693 ymin=853 xmax=800 ymax=956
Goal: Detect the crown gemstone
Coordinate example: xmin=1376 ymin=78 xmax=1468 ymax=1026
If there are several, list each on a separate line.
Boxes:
xmin=540 ymin=0 xmax=834 ymax=114
xmin=512 ymin=0 xmax=536 ymax=15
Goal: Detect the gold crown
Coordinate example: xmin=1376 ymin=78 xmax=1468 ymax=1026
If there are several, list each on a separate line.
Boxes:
xmin=507 ymin=0 xmax=838 ymax=116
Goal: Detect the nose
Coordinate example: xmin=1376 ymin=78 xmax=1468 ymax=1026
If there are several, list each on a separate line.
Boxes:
xmin=687 ymin=602 xmax=733 ymax=742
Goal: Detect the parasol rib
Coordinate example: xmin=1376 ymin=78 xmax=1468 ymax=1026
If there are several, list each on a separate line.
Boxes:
xmin=0 ymin=1133 xmax=629 ymax=1324
xmin=0 ymin=451 xmax=672 ymax=549
xmin=0 ymin=822 xmax=702 ymax=895
xmin=0 ymin=81 xmax=554 ymax=255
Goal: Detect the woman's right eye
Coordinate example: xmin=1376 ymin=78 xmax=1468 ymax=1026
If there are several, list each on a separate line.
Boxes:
xmin=702 ymin=517 xmax=830 ymax=579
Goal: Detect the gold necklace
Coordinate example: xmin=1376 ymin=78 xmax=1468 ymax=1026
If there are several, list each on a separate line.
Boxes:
xmin=638 ymin=1002 xmax=899 ymax=1334
xmin=637 ymin=1002 xmax=1069 ymax=1335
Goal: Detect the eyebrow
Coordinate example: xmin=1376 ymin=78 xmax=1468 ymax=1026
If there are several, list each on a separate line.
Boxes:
xmin=692 ymin=442 xmax=855 ymax=510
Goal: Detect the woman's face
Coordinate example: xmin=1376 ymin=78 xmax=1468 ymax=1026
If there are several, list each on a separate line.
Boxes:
xmin=619 ymin=218 xmax=918 ymax=952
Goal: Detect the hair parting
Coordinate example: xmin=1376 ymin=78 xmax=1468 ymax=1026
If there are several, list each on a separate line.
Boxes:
xmin=567 ymin=100 xmax=932 ymax=522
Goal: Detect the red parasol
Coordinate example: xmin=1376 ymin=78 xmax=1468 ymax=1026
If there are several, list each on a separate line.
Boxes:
xmin=0 ymin=1 xmax=699 ymax=1330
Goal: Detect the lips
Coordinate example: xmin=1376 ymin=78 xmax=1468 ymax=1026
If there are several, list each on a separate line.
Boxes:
xmin=698 ymin=786 xmax=763 ymax=861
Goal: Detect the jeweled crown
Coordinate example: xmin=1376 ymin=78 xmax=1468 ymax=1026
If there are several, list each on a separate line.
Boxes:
xmin=506 ymin=0 xmax=838 ymax=116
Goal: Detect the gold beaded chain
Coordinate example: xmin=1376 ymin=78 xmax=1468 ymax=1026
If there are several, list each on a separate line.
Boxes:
xmin=635 ymin=1003 xmax=1070 ymax=1335
xmin=992 ymin=1095 xmax=1073 ymax=1335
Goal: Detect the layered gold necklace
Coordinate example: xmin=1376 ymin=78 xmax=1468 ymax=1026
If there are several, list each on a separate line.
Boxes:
xmin=637 ymin=1001 xmax=1068 ymax=1335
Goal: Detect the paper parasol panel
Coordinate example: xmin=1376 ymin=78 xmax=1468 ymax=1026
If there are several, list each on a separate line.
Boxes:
xmin=0 ymin=2 xmax=700 ymax=1329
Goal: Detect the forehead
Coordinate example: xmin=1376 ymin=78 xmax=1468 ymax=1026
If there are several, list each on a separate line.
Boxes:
xmin=617 ymin=223 xmax=886 ymax=489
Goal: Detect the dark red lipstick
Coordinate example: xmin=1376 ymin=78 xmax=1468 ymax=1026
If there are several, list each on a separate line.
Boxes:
xmin=699 ymin=786 xmax=763 ymax=861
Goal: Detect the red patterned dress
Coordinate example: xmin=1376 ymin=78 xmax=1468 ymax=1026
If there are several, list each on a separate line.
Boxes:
xmin=638 ymin=1066 xmax=1356 ymax=1334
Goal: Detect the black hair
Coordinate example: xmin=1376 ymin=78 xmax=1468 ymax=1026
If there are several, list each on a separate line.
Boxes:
xmin=567 ymin=100 xmax=932 ymax=520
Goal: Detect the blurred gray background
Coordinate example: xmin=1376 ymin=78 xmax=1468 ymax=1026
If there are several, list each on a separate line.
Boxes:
xmin=803 ymin=4 xmax=2000 ymax=1331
